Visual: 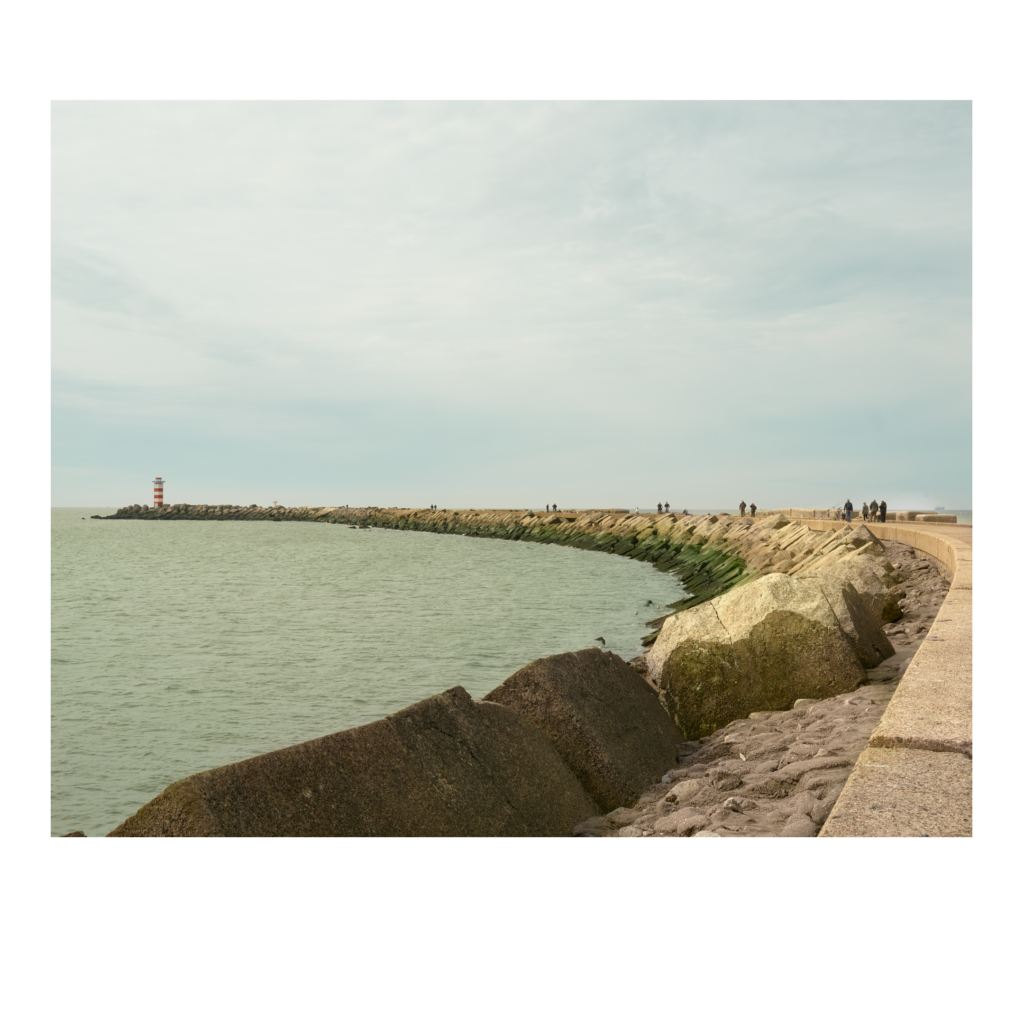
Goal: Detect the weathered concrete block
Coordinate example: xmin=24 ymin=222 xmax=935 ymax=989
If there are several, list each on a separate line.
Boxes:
xmin=108 ymin=686 xmax=598 ymax=836
xmin=648 ymin=574 xmax=869 ymax=739
xmin=483 ymin=648 xmax=685 ymax=813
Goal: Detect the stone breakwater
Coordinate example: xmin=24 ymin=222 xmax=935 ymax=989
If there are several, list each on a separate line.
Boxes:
xmin=90 ymin=504 xmax=915 ymax=837
xmin=98 ymin=504 xmax=760 ymax=611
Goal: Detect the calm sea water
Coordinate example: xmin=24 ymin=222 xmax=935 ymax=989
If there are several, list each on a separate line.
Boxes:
xmin=52 ymin=508 xmax=688 ymax=836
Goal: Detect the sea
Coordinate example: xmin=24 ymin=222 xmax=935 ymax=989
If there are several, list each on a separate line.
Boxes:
xmin=51 ymin=508 xmax=689 ymax=836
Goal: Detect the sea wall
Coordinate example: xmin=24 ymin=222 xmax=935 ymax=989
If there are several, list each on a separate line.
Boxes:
xmin=93 ymin=505 xmax=969 ymax=836
xmin=793 ymin=519 xmax=972 ymax=837
xmin=98 ymin=504 xmax=762 ymax=612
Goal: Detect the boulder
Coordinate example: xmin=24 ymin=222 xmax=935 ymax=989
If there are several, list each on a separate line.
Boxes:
xmin=483 ymin=648 xmax=685 ymax=813
xmin=801 ymin=574 xmax=895 ymax=667
xmin=108 ymin=686 xmax=598 ymax=837
xmin=646 ymin=574 xmax=869 ymax=739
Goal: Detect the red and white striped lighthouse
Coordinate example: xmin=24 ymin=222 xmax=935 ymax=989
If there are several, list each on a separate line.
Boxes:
xmin=152 ymin=476 xmax=165 ymax=507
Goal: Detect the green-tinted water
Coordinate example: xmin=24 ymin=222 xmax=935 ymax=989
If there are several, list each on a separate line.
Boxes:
xmin=51 ymin=508 xmax=688 ymax=836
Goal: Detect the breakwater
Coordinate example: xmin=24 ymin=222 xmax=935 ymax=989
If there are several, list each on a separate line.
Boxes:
xmin=97 ymin=505 xmax=754 ymax=614
xmin=84 ymin=505 xmax=952 ymax=836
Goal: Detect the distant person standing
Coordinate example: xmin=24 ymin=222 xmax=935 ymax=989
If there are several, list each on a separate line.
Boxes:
xmin=657 ymin=502 xmax=663 ymax=513
xmin=739 ymin=500 xmax=747 ymax=516
xmin=665 ymin=501 xmax=670 ymax=512
xmin=879 ymin=500 xmax=887 ymax=523
xmin=552 ymin=503 xmax=558 ymax=512
xmin=750 ymin=502 xmax=757 ymax=517
xmin=870 ymin=499 xmax=878 ymax=522
xmin=844 ymin=498 xmax=853 ymax=523
xmin=861 ymin=501 xmax=869 ymax=521
xmin=546 ymin=504 xmax=550 ymax=512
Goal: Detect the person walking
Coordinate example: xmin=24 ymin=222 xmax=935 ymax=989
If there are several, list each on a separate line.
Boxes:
xmin=665 ymin=501 xmax=670 ymax=512
xmin=750 ymin=502 xmax=757 ymax=517
xmin=739 ymin=500 xmax=747 ymax=516
xmin=844 ymin=498 xmax=853 ymax=523
xmin=869 ymin=499 xmax=878 ymax=522
xmin=879 ymin=500 xmax=887 ymax=523
xmin=861 ymin=501 xmax=869 ymax=521
xmin=657 ymin=502 xmax=663 ymax=513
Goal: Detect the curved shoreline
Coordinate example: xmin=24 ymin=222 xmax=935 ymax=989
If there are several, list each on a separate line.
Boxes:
xmin=86 ymin=506 xmax=972 ymax=837
xmin=97 ymin=505 xmax=757 ymax=613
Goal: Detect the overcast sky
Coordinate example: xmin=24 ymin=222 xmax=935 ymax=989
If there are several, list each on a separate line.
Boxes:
xmin=52 ymin=101 xmax=971 ymax=510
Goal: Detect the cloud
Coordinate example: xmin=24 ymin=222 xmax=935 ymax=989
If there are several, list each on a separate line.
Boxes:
xmin=51 ymin=101 xmax=972 ymax=508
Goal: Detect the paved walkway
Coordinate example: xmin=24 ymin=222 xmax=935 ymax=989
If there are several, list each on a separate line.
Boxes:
xmin=805 ymin=520 xmax=973 ymax=837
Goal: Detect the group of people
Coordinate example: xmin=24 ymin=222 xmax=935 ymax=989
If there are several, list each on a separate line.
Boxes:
xmin=546 ymin=503 xmax=558 ymax=512
xmin=738 ymin=501 xmax=758 ymax=517
xmin=656 ymin=502 xmax=671 ymax=513
xmin=835 ymin=499 xmax=887 ymax=522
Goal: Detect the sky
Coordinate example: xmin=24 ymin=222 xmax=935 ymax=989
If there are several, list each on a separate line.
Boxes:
xmin=51 ymin=101 xmax=972 ymax=510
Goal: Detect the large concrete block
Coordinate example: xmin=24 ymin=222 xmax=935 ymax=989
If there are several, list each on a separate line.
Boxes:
xmin=483 ymin=648 xmax=685 ymax=813
xmin=648 ymin=574 xmax=869 ymax=740
xmin=108 ymin=686 xmax=599 ymax=836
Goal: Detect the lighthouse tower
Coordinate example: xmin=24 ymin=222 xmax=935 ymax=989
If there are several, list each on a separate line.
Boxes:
xmin=153 ymin=476 xmax=165 ymax=507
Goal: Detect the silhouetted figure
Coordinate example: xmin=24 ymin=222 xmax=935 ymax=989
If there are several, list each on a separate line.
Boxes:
xmin=844 ymin=499 xmax=853 ymax=523
xmin=869 ymin=499 xmax=878 ymax=522
xmin=665 ymin=501 xmax=670 ymax=512
xmin=739 ymin=500 xmax=747 ymax=516
xmin=879 ymin=500 xmax=887 ymax=523
xmin=546 ymin=504 xmax=550 ymax=512
xmin=750 ymin=503 xmax=757 ymax=517
xmin=552 ymin=503 xmax=558 ymax=512
xmin=862 ymin=501 xmax=869 ymax=520
xmin=657 ymin=502 xmax=663 ymax=513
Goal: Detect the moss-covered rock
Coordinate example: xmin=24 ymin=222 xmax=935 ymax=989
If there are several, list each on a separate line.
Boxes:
xmin=644 ymin=574 xmax=871 ymax=739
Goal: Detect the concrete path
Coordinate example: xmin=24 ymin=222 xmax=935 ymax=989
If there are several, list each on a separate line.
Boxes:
xmin=809 ymin=521 xmax=972 ymax=837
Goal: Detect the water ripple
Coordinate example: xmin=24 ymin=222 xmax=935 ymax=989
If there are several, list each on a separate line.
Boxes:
xmin=52 ymin=508 xmax=688 ymax=835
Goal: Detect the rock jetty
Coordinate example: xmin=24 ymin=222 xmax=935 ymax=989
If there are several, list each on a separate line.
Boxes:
xmin=100 ymin=505 xmax=900 ymax=616
xmin=97 ymin=504 xmax=761 ymax=610
xmin=94 ymin=505 xmax=913 ymax=837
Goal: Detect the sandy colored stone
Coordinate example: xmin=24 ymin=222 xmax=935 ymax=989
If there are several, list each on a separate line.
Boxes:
xmin=651 ymin=574 xmax=869 ymax=738
xmin=652 ymin=809 xmax=708 ymax=835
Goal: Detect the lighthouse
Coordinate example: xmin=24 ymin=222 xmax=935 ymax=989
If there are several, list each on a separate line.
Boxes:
xmin=153 ymin=476 xmax=165 ymax=507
